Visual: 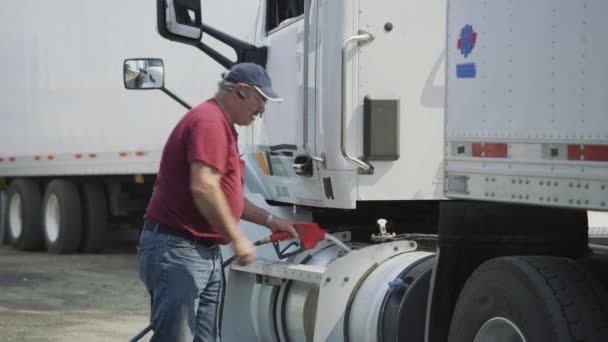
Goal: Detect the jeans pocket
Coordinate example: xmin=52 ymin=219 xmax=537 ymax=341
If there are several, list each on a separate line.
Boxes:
xmin=163 ymin=235 xmax=196 ymax=250
xmin=137 ymin=230 xmax=156 ymax=251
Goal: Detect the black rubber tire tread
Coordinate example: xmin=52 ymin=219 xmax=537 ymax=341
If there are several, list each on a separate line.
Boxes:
xmin=448 ymin=256 xmax=608 ymax=342
xmin=0 ymin=190 xmax=6 ymax=245
xmin=79 ymin=181 xmax=108 ymax=253
xmin=4 ymin=179 xmax=43 ymax=251
xmin=43 ymin=179 xmax=82 ymax=254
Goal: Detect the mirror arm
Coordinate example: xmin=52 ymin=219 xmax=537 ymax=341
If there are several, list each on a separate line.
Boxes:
xmin=195 ymin=42 xmax=234 ymax=70
xmin=161 ymin=87 xmax=192 ymax=110
xmin=192 ymin=24 xmax=268 ymax=69
xmin=201 ymin=23 xmax=255 ymax=52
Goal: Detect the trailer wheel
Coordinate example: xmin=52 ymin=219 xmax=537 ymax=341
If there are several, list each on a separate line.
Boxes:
xmin=447 ymin=256 xmax=608 ymax=342
xmin=4 ymin=179 xmax=43 ymax=250
xmin=43 ymin=179 xmax=82 ymax=253
xmin=0 ymin=190 xmax=5 ymax=245
xmin=79 ymin=181 xmax=108 ymax=253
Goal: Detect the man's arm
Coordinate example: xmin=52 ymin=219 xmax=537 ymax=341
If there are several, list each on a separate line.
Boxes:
xmin=190 ymin=160 xmax=254 ymax=263
xmin=241 ymin=198 xmax=272 ymax=227
xmin=242 ymin=199 xmax=298 ymax=237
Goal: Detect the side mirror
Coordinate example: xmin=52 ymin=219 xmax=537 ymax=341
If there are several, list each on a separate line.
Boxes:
xmin=123 ymin=59 xmax=164 ymax=90
xmin=157 ymin=0 xmax=202 ymax=42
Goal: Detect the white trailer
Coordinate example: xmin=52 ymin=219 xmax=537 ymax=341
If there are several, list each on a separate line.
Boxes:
xmin=0 ymin=1 xmax=259 ymax=252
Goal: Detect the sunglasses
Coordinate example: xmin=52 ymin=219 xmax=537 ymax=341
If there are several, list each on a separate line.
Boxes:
xmin=248 ymin=87 xmax=267 ymax=104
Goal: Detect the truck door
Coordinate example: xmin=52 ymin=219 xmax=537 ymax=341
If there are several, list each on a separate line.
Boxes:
xmin=244 ymin=0 xmax=328 ymax=208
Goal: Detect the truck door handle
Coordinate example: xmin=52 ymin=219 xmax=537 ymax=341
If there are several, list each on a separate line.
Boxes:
xmin=302 ymin=0 xmax=325 ymax=167
xmin=340 ymin=31 xmax=375 ymax=174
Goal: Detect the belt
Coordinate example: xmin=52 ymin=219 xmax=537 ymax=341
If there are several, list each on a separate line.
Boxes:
xmin=143 ymin=221 xmax=218 ymax=248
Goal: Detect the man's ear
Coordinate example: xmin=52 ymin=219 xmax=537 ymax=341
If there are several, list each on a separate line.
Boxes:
xmin=236 ymin=83 xmax=255 ymax=98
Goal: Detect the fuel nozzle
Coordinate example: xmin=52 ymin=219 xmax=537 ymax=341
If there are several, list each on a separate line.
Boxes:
xmin=272 ymin=222 xmax=327 ymax=259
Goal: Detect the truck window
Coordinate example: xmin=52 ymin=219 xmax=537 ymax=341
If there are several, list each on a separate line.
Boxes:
xmin=266 ymin=0 xmax=304 ymax=33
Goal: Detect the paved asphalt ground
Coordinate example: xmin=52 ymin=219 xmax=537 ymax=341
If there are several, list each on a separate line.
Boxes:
xmin=0 ymin=232 xmax=151 ymax=342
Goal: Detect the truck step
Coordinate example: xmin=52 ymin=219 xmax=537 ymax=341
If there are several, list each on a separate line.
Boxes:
xmin=230 ymin=258 xmax=325 ymax=285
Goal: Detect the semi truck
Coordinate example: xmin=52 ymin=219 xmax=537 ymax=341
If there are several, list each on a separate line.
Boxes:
xmin=2 ymin=0 xmax=608 ymax=341
xmin=148 ymin=1 xmax=608 ymax=341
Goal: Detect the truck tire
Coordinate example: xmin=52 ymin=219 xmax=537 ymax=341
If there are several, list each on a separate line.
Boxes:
xmin=0 ymin=190 xmax=8 ymax=245
xmin=43 ymin=179 xmax=82 ymax=253
xmin=447 ymin=256 xmax=608 ymax=342
xmin=4 ymin=179 xmax=43 ymax=251
xmin=79 ymin=181 xmax=108 ymax=253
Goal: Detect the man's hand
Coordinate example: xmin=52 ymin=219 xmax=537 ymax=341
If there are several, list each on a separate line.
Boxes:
xmin=269 ymin=216 xmax=298 ymax=238
xmin=232 ymin=236 xmax=255 ymax=265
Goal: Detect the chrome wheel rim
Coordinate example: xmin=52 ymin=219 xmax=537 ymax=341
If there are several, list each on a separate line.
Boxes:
xmin=474 ymin=317 xmax=526 ymax=342
xmin=44 ymin=194 xmax=60 ymax=243
xmin=8 ymin=193 xmax=23 ymax=239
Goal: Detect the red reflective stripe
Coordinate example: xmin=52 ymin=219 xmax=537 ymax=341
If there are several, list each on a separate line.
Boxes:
xmin=472 ymin=143 xmax=483 ymax=157
xmin=485 ymin=144 xmax=508 ymax=158
xmin=568 ymin=145 xmax=608 ymax=162
xmin=579 ymin=145 xmax=608 ymax=161
xmin=472 ymin=143 xmax=508 ymax=158
xmin=1 ymin=152 xmax=153 ymax=162
xmin=568 ymin=145 xmax=582 ymax=160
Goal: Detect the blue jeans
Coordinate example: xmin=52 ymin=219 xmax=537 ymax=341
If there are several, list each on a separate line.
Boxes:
xmin=138 ymin=225 xmax=223 ymax=342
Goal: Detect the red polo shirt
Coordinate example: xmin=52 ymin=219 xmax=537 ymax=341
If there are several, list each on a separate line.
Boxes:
xmin=144 ymin=99 xmax=244 ymax=244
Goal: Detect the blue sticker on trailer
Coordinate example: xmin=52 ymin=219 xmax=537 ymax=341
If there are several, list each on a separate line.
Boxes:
xmin=458 ymin=24 xmax=477 ymax=58
xmin=456 ymin=63 xmax=476 ymax=78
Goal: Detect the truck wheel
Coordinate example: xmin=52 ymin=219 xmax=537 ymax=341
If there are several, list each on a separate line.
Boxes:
xmin=0 ymin=191 xmax=5 ymax=245
xmin=43 ymin=179 xmax=82 ymax=253
xmin=79 ymin=181 xmax=108 ymax=253
xmin=4 ymin=179 xmax=43 ymax=250
xmin=447 ymin=256 xmax=608 ymax=342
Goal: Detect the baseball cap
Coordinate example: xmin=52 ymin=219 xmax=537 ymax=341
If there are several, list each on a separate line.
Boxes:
xmin=223 ymin=63 xmax=283 ymax=102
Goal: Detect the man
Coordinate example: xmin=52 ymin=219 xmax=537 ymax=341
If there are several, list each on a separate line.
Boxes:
xmin=138 ymin=63 xmax=298 ymax=341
